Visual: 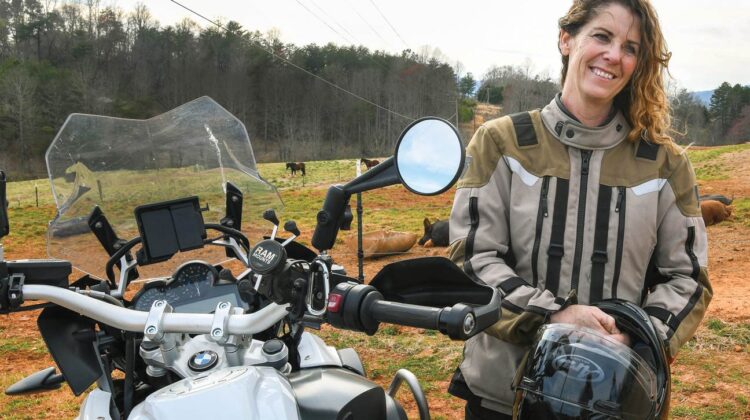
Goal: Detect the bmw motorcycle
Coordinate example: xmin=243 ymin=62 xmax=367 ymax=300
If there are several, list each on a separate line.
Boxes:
xmin=0 ymin=97 xmax=500 ymax=419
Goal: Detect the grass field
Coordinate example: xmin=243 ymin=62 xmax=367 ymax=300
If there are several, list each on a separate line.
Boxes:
xmin=1 ymin=146 xmax=750 ymax=419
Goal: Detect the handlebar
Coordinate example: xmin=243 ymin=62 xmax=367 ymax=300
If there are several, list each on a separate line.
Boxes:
xmin=22 ymin=285 xmax=289 ymax=335
xmin=16 ymin=270 xmax=498 ymax=341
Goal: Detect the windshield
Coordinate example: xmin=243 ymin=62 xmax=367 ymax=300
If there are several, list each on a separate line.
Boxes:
xmin=46 ymin=96 xmax=283 ymax=279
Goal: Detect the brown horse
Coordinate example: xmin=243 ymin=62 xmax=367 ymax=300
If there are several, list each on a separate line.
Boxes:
xmin=285 ymin=162 xmax=306 ymax=176
xmin=360 ymin=158 xmax=380 ymax=170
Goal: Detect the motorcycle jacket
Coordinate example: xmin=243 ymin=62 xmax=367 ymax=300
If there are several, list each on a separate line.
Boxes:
xmin=447 ymin=95 xmax=712 ymax=414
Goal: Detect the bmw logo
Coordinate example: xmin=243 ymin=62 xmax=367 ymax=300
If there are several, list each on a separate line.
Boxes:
xmin=188 ymin=350 xmax=219 ymax=372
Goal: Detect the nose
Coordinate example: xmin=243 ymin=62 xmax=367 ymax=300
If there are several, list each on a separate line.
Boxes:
xmin=602 ymin=44 xmax=624 ymax=62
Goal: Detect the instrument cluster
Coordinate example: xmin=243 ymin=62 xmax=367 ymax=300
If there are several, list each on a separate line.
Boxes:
xmin=132 ymin=261 xmax=246 ymax=313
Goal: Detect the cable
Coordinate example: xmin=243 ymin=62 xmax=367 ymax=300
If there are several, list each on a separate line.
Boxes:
xmin=168 ymin=0 xmax=416 ymax=121
xmin=294 ymin=0 xmax=354 ymax=45
xmin=346 ymin=1 xmax=391 ymax=47
xmin=308 ymin=0 xmax=361 ymax=44
xmin=367 ymin=0 xmax=410 ymax=50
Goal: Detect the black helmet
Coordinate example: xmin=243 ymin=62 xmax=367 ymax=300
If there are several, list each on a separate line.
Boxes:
xmin=514 ymin=300 xmax=670 ymax=419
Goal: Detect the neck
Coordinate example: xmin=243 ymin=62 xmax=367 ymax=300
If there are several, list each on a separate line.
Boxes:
xmin=560 ymin=92 xmax=613 ymax=127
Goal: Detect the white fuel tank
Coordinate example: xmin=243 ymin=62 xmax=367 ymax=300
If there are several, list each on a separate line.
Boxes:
xmin=128 ymin=366 xmax=300 ymax=419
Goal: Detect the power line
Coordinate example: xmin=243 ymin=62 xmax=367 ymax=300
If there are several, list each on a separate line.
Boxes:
xmin=299 ymin=0 xmax=458 ymax=122
xmin=293 ymin=0 xmax=354 ymax=45
xmin=168 ymin=0 xmax=415 ymax=121
xmin=347 ymin=1 xmax=392 ymax=47
xmin=367 ymin=0 xmax=409 ymax=50
xmin=308 ymin=0 xmax=361 ymax=44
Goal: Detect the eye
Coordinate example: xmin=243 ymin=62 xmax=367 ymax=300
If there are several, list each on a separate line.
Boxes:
xmin=593 ymin=33 xmax=610 ymax=42
xmin=624 ymin=44 xmax=638 ymax=56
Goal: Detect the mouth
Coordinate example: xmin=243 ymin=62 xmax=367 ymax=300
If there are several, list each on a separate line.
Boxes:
xmin=590 ymin=66 xmax=616 ymax=80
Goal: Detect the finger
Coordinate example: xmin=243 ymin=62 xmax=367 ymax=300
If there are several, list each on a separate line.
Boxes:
xmin=609 ymin=333 xmax=631 ymax=346
xmin=583 ymin=315 xmax=610 ymax=335
xmin=594 ymin=311 xmax=619 ymax=334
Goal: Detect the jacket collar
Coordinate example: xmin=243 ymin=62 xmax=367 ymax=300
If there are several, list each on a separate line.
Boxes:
xmin=540 ymin=94 xmax=630 ymax=150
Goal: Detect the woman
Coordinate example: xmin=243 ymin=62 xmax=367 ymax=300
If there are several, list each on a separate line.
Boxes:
xmin=447 ymin=0 xmax=711 ymax=418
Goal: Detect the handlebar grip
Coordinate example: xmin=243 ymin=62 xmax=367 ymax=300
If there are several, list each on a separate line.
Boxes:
xmin=328 ymin=283 xmax=495 ymax=341
xmin=368 ymin=300 xmax=443 ymax=331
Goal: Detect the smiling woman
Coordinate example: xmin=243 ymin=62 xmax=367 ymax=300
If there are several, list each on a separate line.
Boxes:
xmin=447 ymin=1 xmax=711 ymax=419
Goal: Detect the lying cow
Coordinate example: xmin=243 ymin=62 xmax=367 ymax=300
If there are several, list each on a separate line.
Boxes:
xmin=700 ymin=199 xmax=733 ymax=226
xmin=361 ymin=231 xmax=417 ymax=258
xmin=418 ymin=218 xmax=449 ymax=247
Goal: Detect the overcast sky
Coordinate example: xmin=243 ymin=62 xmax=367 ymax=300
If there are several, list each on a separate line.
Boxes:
xmin=112 ymin=0 xmax=749 ymax=92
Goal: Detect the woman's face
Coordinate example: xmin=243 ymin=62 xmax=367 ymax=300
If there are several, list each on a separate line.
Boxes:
xmin=560 ymin=3 xmax=641 ymax=110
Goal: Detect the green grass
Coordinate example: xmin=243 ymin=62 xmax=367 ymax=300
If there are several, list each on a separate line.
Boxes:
xmin=687 ymin=143 xmax=750 ymax=181
xmin=671 ymin=405 xmax=740 ymax=420
xmin=686 ymin=143 xmax=750 ymax=164
xmin=669 ymin=320 xmax=750 ymax=419
xmin=704 ymin=318 xmax=750 ymax=345
xmin=0 ymin=336 xmax=48 ymax=355
xmin=733 ymin=198 xmax=750 ymax=228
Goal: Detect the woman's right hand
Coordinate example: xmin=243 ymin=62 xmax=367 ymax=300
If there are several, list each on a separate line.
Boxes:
xmin=549 ymin=304 xmax=620 ymax=336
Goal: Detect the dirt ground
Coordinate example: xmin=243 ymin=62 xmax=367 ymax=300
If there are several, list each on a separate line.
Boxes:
xmin=1 ymin=147 xmax=749 ymax=418
xmin=694 ymin=148 xmax=750 ymax=322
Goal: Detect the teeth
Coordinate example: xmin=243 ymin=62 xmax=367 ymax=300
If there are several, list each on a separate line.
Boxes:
xmin=592 ymin=68 xmax=614 ymax=80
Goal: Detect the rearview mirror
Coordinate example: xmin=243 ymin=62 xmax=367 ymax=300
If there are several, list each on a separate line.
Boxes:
xmin=395 ymin=118 xmax=464 ymax=196
xmin=311 ymin=118 xmax=465 ymax=252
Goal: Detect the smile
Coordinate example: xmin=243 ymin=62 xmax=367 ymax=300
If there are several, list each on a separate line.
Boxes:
xmin=590 ymin=67 xmax=615 ymax=80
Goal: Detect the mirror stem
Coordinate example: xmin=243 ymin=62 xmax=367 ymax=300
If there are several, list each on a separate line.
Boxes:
xmin=344 ymin=158 xmax=400 ymax=194
xmin=311 ymin=185 xmax=350 ymax=252
xmin=357 ymin=192 xmax=364 ymax=283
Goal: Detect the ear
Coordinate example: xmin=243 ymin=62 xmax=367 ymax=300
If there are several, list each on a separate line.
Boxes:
xmin=559 ymin=29 xmax=572 ymax=56
xmin=423 ymin=217 xmax=431 ymax=230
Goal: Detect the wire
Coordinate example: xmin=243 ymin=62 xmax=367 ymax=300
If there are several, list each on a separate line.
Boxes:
xmin=308 ymin=0 xmax=361 ymax=44
xmin=293 ymin=0 xmax=354 ymax=45
xmin=168 ymin=0 xmax=416 ymax=121
xmin=367 ymin=0 xmax=410 ymax=50
xmin=346 ymin=1 xmax=391 ymax=47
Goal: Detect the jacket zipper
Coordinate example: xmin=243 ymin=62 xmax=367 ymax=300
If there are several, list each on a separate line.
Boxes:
xmin=612 ymin=186 xmax=626 ymax=298
xmin=531 ymin=176 xmax=550 ymax=286
xmin=615 ymin=187 xmax=624 ymax=213
xmin=570 ymin=150 xmax=591 ymax=293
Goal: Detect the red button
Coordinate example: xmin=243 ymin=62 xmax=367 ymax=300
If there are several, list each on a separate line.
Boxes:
xmin=328 ymin=293 xmax=343 ymax=313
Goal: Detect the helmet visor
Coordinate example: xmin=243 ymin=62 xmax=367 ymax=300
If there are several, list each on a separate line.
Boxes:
xmin=518 ymin=324 xmax=657 ymax=419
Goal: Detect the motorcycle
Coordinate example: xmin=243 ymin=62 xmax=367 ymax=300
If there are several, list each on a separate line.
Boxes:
xmin=0 ymin=97 xmax=500 ymax=419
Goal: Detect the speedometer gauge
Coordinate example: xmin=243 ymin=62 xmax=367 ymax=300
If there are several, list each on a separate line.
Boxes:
xmin=173 ymin=261 xmax=218 ymax=300
xmin=132 ymin=281 xmax=167 ymax=311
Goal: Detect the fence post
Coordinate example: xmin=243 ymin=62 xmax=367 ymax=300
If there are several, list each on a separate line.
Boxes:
xmin=97 ymin=180 xmax=104 ymax=201
xmin=35 ymin=185 xmax=39 ymax=207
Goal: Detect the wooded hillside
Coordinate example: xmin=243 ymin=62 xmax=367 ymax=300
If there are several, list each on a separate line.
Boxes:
xmin=1 ymin=1 xmax=748 ymax=180
xmin=0 ymin=0 xmax=459 ymax=179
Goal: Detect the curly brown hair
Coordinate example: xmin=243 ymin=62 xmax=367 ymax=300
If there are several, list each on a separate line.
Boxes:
xmin=559 ymin=0 xmax=676 ymax=151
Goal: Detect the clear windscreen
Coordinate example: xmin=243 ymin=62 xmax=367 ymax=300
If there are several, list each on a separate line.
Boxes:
xmin=45 ymin=96 xmax=283 ymax=279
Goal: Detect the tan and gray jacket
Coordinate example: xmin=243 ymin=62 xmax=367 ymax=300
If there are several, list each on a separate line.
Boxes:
xmin=448 ymin=96 xmax=711 ymax=414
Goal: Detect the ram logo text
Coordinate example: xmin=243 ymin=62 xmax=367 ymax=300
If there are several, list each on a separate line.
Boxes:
xmin=252 ymin=246 xmax=277 ymax=264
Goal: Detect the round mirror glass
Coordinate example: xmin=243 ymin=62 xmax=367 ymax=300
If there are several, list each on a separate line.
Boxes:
xmin=395 ymin=118 xmax=465 ymax=195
